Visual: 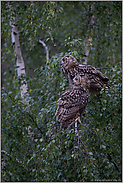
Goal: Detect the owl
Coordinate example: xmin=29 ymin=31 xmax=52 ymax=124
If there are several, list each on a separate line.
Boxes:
xmin=60 ymin=55 xmax=109 ymax=94
xmin=55 ymin=74 xmax=89 ymax=129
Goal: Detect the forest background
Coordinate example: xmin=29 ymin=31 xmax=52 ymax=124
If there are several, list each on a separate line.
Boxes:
xmin=1 ymin=1 xmax=122 ymax=182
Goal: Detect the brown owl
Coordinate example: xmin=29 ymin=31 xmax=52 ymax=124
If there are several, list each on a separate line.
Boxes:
xmin=55 ymin=74 xmax=89 ymax=129
xmin=60 ymin=55 xmax=109 ymax=94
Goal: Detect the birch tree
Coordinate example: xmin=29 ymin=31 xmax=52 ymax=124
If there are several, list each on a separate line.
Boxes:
xmin=75 ymin=3 xmax=94 ymax=134
xmin=8 ymin=3 xmax=29 ymax=103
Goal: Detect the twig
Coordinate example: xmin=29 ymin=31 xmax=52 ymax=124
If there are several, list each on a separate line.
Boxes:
xmin=39 ymin=39 xmax=49 ymax=64
xmin=77 ymin=135 xmax=90 ymax=157
xmin=107 ymin=153 xmax=121 ymax=172
xmin=54 ymin=121 xmax=75 ymax=137
xmin=83 ymin=2 xmax=88 ymax=12
xmin=2 ymin=88 xmax=13 ymax=100
xmin=75 ymin=121 xmax=78 ymax=136
xmin=28 ymin=113 xmax=42 ymax=135
xmin=61 ymin=121 xmax=75 ymax=136
xmin=1 ymin=150 xmax=26 ymax=169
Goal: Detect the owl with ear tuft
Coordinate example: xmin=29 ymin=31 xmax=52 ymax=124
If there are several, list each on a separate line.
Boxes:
xmin=60 ymin=55 xmax=109 ymax=94
xmin=55 ymin=74 xmax=89 ymax=129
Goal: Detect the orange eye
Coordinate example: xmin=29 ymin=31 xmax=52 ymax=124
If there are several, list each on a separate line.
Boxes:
xmin=63 ymin=58 xmax=65 ymax=62
xmin=75 ymin=78 xmax=78 ymax=81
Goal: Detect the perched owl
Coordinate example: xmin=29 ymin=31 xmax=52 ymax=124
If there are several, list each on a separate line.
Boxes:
xmin=55 ymin=74 xmax=89 ymax=129
xmin=60 ymin=55 xmax=109 ymax=94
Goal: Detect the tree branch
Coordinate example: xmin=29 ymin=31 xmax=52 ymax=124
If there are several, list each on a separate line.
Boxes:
xmin=107 ymin=153 xmax=121 ymax=172
xmin=39 ymin=40 xmax=49 ymax=64
xmin=1 ymin=150 xmax=26 ymax=169
xmin=28 ymin=113 xmax=42 ymax=135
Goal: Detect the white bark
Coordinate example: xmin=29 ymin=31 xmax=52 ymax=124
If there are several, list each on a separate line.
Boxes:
xmin=8 ymin=4 xmax=29 ymax=102
xmin=39 ymin=40 xmax=49 ymax=64
xmin=75 ymin=121 xmax=77 ymax=134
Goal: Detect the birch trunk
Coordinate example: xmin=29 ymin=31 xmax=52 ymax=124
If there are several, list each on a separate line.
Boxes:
xmin=75 ymin=4 xmax=94 ymax=133
xmin=8 ymin=3 xmax=33 ymax=138
xmin=8 ymin=4 xmax=29 ymax=103
xmin=82 ymin=4 xmax=94 ymax=64
xmin=83 ymin=37 xmax=92 ymax=64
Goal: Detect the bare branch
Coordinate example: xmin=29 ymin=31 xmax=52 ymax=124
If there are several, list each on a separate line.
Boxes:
xmin=107 ymin=153 xmax=121 ymax=172
xmin=39 ymin=40 xmax=49 ymax=64
xmin=28 ymin=113 xmax=42 ymax=135
xmin=75 ymin=121 xmax=78 ymax=136
xmin=1 ymin=150 xmax=26 ymax=169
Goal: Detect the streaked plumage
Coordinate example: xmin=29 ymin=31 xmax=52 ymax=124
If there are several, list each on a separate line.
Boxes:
xmin=60 ymin=55 xmax=109 ymax=94
xmin=55 ymin=74 xmax=89 ymax=129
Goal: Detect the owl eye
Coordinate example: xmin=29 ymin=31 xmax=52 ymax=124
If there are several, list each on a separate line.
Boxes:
xmin=75 ymin=78 xmax=78 ymax=81
xmin=63 ymin=58 xmax=65 ymax=62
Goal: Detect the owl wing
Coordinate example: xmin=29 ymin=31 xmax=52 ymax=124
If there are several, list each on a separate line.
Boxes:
xmin=72 ymin=64 xmax=109 ymax=94
xmin=57 ymin=88 xmax=88 ymax=107
xmin=77 ymin=64 xmax=109 ymax=83
xmin=55 ymin=88 xmax=89 ymax=122
xmin=55 ymin=105 xmax=80 ymax=122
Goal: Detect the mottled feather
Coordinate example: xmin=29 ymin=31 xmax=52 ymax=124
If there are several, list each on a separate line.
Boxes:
xmin=55 ymin=75 xmax=89 ymax=129
xmin=60 ymin=55 xmax=109 ymax=94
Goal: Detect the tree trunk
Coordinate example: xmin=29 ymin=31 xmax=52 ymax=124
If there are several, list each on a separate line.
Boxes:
xmin=8 ymin=3 xmax=29 ymax=103
xmin=82 ymin=4 xmax=94 ymax=64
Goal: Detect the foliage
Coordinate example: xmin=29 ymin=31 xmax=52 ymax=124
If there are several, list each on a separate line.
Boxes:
xmin=1 ymin=1 xmax=122 ymax=182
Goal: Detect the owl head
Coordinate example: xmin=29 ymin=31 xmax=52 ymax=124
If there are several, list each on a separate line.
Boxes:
xmin=60 ymin=55 xmax=79 ymax=70
xmin=73 ymin=74 xmax=90 ymax=89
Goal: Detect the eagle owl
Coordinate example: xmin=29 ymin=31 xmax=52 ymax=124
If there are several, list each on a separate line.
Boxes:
xmin=55 ymin=74 xmax=89 ymax=129
xmin=60 ymin=55 xmax=109 ymax=94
